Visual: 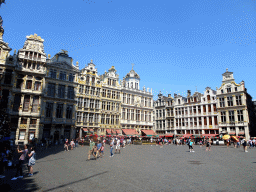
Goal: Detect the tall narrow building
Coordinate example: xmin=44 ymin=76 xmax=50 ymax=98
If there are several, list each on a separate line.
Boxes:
xmin=76 ymin=60 xmax=102 ymax=137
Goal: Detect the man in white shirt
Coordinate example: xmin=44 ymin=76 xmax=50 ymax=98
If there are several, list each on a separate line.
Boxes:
xmin=115 ymin=138 xmax=121 ymax=154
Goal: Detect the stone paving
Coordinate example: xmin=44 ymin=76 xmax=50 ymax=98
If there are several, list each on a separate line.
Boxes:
xmin=0 ymin=144 xmax=256 ymax=192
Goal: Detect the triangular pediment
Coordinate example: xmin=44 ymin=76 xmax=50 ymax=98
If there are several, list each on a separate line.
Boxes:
xmin=48 ymin=61 xmax=79 ymax=72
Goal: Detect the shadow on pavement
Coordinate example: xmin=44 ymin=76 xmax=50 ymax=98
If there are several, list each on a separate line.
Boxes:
xmin=42 ymin=171 xmax=109 ymax=192
xmin=1 ymin=145 xmax=71 ymax=191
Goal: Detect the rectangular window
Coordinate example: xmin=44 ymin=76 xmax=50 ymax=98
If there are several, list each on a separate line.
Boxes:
xmin=209 ymin=117 xmax=212 ymax=125
xmin=69 ymin=73 xmax=74 ymax=82
xmin=236 ymin=95 xmax=242 ymax=105
xmin=227 ymin=96 xmax=233 ymax=106
xmin=95 ymin=114 xmax=99 ymax=123
xmin=123 ymin=93 xmax=126 ymax=103
xmin=50 ymin=69 xmax=56 ymax=78
xmin=131 ymin=95 xmax=134 ymax=104
xmin=106 ymin=115 xmax=110 ymax=124
xmin=85 ymin=86 xmax=90 ymax=94
xmin=47 ymin=83 xmax=55 ymax=97
xmin=23 ymin=95 xmax=30 ymax=112
xmin=34 ymin=81 xmax=41 ymax=91
xmin=227 ymin=88 xmax=231 ymax=93
xmin=67 ymin=86 xmax=74 ymax=99
xmin=229 ymin=111 xmax=235 ymax=123
xmin=58 ymin=85 xmax=65 ymax=98
xmin=116 ymin=116 xmax=119 ymax=124
xmin=235 ymin=87 xmax=237 ymax=91
xmin=4 ymin=70 xmax=12 ymax=84
xmin=77 ymin=97 xmax=82 ymax=108
xmin=198 ymin=106 xmax=201 ymax=114
xmin=91 ymin=77 xmax=95 ymax=85
xmin=116 ymin=92 xmax=120 ymax=99
xmin=122 ymin=108 xmax=126 ymax=120
xmin=116 ymin=103 xmax=119 ymax=111
xmin=213 ymin=104 xmax=216 ymax=111
xmin=207 ymin=95 xmax=210 ymax=101
xmin=59 ymin=72 xmax=66 ymax=80
xmin=111 ymin=115 xmax=114 ymax=124
xmin=214 ymin=116 xmax=218 ymax=125
xmin=203 ymin=105 xmax=206 ymax=113
xmin=84 ymin=98 xmax=89 ymax=108
xmin=26 ymin=80 xmax=32 ymax=89
xmin=220 ymin=98 xmax=225 ymax=107
xmin=56 ymin=103 xmax=63 ymax=118
xmin=131 ymin=109 xmax=134 ymax=120
xmin=90 ymin=87 xmax=95 ymax=95
xmin=141 ymin=97 xmax=144 ymax=107
xmin=66 ymin=105 xmax=73 ymax=119
xmin=221 ymin=111 xmax=226 ymax=123
xmin=95 ymin=100 xmax=100 ymax=109
xmin=102 ymin=101 xmax=106 ymax=110
xmin=45 ymin=102 xmax=53 ymax=117
xmin=107 ymin=90 xmax=111 ymax=98
xmin=112 ymin=102 xmax=115 ymax=111
xmin=13 ymin=94 xmax=21 ymax=112
xmin=136 ymin=110 xmax=140 ymax=121
xmin=101 ymin=114 xmax=105 ymax=124
xmin=96 ymin=88 xmax=100 ymax=96
xmin=89 ymin=114 xmax=93 ymax=123
xmin=86 ymin=76 xmax=90 ymax=84
xmin=31 ymin=96 xmax=39 ymax=112
xmin=208 ymin=105 xmax=211 ymax=112
xmin=127 ymin=94 xmax=131 ymax=104
xmin=107 ymin=102 xmax=110 ymax=110
xmin=237 ymin=110 xmax=244 ymax=122
xmin=112 ymin=91 xmax=116 ymax=99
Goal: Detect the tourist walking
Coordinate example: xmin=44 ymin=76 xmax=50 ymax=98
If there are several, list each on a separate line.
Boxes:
xmin=70 ymin=139 xmax=75 ymax=150
xmin=64 ymin=139 xmax=69 ymax=151
xmin=206 ymin=139 xmax=211 ymax=151
xmin=189 ymin=140 xmax=195 ymax=152
xmin=11 ymin=145 xmax=28 ymax=180
xmin=100 ymin=143 xmax=104 ymax=157
xmin=96 ymin=141 xmax=102 ymax=158
xmin=110 ymin=138 xmax=114 ymax=157
xmin=92 ymin=145 xmax=98 ymax=160
xmin=27 ymin=146 xmax=36 ymax=176
xmin=87 ymin=138 xmax=95 ymax=160
xmin=115 ymin=138 xmax=121 ymax=153
xmin=243 ymin=139 xmax=248 ymax=152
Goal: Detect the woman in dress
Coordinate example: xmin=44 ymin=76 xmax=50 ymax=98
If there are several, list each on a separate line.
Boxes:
xmin=27 ymin=146 xmax=36 ymax=177
xmin=70 ymin=139 xmax=75 ymax=150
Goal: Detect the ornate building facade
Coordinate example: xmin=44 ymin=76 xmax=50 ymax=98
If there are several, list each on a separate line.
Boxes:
xmin=76 ymin=60 xmax=101 ymax=138
xmin=41 ymin=51 xmax=79 ymax=143
xmin=216 ymin=69 xmax=255 ymax=139
xmin=100 ymin=66 xmax=121 ymax=136
xmin=121 ymin=67 xmax=154 ymax=135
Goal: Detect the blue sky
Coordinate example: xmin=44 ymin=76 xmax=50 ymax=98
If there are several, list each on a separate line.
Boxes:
xmin=1 ymin=0 xmax=256 ymax=100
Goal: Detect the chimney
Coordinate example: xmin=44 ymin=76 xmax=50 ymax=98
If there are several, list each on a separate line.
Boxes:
xmin=187 ymin=90 xmax=191 ymax=96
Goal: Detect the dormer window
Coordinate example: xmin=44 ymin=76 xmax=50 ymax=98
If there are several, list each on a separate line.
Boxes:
xmin=221 ymin=89 xmax=223 ymax=94
xmin=178 ymin=99 xmax=180 ymax=105
xmin=235 ymin=87 xmax=237 ymax=91
xmin=226 ymin=88 xmax=231 ymax=93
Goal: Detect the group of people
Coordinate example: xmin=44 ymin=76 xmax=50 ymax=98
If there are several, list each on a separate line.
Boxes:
xmin=87 ymin=139 xmax=105 ymax=160
xmin=0 ymin=144 xmax=36 ymax=180
xmin=226 ymin=138 xmax=255 ymax=152
xmin=64 ymin=139 xmax=77 ymax=151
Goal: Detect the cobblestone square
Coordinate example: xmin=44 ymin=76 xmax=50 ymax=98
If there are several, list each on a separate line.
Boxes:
xmin=0 ymin=144 xmax=255 ymax=192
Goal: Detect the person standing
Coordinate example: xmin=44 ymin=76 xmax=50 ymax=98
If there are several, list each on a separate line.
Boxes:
xmin=110 ymin=139 xmax=114 ymax=157
xmin=87 ymin=138 xmax=95 ymax=160
xmin=70 ymin=139 xmax=75 ymax=150
xmin=243 ymin=139 xmax=248 ymax=152
xmin=92 ymin=145 xmax=98 ymax=160
xmin=64 ymin=139 xmax=69 ymax=151
xmin=96 ymin=141 xmax=102 ymax=158
xmin=11 ymin=145 xmax=28 ymax=180
xmin=115 ymin=138 xmax=121 ymax=154
xmin=100 ymin=143 xmax=104 ymax=157
xmin=189 ymin=140 xmax=195 ymax=152
xmin=27 ymin=146 xmax=36 ymax=176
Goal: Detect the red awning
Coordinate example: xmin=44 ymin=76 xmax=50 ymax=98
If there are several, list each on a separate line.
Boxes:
xmin=202 ymin=134 xmax=218 ymax=138
xmin=238 ymin=132 xmax=245 ymax=135
xmin=229 ymin=132 xmax=236 ymax=135
xmin=141 ymin=129 xmax=156 ymax=136
xmin=116 ymin=130 xmax=121 ymax=134
xmin=165 ymin=134 xmax=174 ymax=137
xmin=106 ymin=129 xmax=111 ymax=135
xmin=83 ymin=128 xmax=88 ymax=132
xmin=122 ymin=129 xmax=139 ymax=136
xmin=89 ymin=129 xmax=94 ymax=132
xmin=183 ymin=134 xmax=193 ymax=138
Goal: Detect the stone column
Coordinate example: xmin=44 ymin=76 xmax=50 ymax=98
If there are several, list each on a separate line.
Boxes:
xmin=25 ymin=118 xmax=30 ymax=145
xmin=19 ymin=94 xmax=25 ymax=113
xmin=55 ymin=83 xmax=58 ymax=97
xmin=29 ymin=95 xmax=33 ymax=113
xmin=65 ymin=85 xmax=68 ymax=99
xmin=15 ymin=117 xmax=22 ymax=145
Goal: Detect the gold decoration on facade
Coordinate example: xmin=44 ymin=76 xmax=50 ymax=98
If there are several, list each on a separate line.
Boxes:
xmin=26 ymin=33 xmax=44 ymax=42
xmin=48 ymin=54 xmax=51 ymax=59
xmin=61 ymin=49 xmax=68 ymax=54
